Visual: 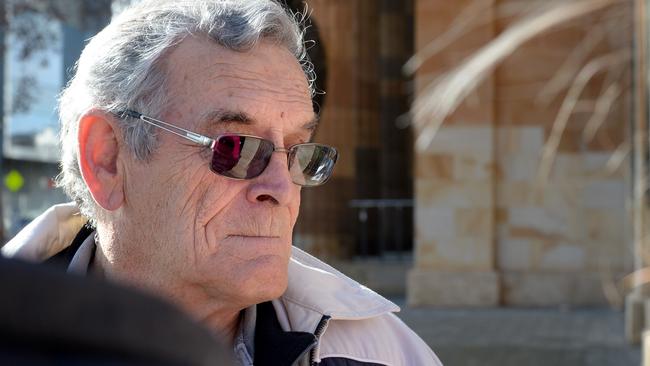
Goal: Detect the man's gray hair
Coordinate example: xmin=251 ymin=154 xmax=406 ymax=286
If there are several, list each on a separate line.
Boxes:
xmin=57 ymin=0 xmax=313 ymax=221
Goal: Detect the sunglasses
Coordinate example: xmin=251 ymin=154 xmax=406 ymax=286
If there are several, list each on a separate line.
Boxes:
xmin=118 ymin=110 xmax=338 ymax=187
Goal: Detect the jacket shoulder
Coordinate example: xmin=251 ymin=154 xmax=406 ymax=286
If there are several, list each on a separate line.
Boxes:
xmin=317 ymin=312 xmax=442 ymax=366
xmin=1 ymin=203 xmax=85 ymax=262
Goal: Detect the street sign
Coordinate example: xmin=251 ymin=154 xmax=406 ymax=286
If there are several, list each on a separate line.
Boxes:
xmin=5 ymin=170 xmax=24 ymax=193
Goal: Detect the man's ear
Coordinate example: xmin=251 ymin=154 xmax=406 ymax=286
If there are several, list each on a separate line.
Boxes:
xmin=78 ymin=111 xmax=124 ymax=211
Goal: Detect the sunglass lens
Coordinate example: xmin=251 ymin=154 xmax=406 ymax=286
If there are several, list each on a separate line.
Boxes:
xmin=289 ymin=145 xmax=338 ymax=186
xmin=211 ymin=135 xmax=274 ymax=179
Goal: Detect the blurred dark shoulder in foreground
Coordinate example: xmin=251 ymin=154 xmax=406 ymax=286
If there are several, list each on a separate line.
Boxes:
xmin=0 ymin=257 xmax=234 ymax=365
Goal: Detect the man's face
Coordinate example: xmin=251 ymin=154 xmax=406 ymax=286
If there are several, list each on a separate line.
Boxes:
xmin=118 ymin=37 xmax=315 ymax=310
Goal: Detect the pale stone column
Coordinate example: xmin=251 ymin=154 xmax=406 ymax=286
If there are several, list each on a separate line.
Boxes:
xmin=408 ymin=126 xmax=500 ymax=306
xmin=644 ymin=330 xmax=650 ymax=366
xmin=408 ymin=0 xmax=499 ymax=306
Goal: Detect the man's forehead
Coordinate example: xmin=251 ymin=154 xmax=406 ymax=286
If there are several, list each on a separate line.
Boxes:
xmin=164 ymin=37 xmax=314 ymax=128
xmin=167 ymin=36 xmax=310 ymax=91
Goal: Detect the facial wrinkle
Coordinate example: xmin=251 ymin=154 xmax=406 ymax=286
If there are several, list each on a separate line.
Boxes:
xmin=205 ymin=60 xmax=307 ymax=87
xmin=163 ymin=172 xmax=202 ymax=218
xmin=189 ymin=205 xmax=201 ymax=270
xmin=204 ymin=181 xmax=241 ymax=225
xmin=246 ymin=207 xmax=287 ymax=237
xmin=218 ymin=87 xmax=312 ymax=107
xmin=178 ymin=173 xmax=206 ymax=221
xmin=204 ymin=63 xmax=309 ymax=96
xmin=161 ymin=144 xmax=201 ymax=180
xmin=201 ymin=182 xmax=245 ymax=252
xmin=268 ymin=208 xmax=280 ymax=237
xmin=190 ymin=60 xmax=267 ymax=82
xmin=208 ymin=71 xmax=308 ymax=95
xmin=193 ymin=183 xmax=224 ymax=259
xmin=208 ymin=74 xmax=309 ymax=100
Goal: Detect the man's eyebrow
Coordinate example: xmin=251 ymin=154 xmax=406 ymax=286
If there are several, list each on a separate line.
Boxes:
xmin=201 ymin=109 xmax=254 ymax=127
xmin=199 ymin=109 xmax=320 ymax=134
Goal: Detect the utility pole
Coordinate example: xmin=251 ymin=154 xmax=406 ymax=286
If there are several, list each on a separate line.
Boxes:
xmin=628 ymin=0 xmax=650 ymax=350
xmin=637 ymin=1 xmax=650 ymax=364
xmin=0 ymin=1 xmax=7 ymax=244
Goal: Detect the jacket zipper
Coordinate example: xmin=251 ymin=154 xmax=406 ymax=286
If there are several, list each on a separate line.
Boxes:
xmin=309 ymin=315 xmax=331 ymax=366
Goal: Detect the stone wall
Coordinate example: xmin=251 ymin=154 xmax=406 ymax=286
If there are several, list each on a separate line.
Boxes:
xmin=409 ymin=0 xmax=632 ymax=306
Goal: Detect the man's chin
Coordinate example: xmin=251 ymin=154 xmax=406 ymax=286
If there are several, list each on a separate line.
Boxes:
xmin=195 ymin=253 xmax=291 ymax=306
xmin=246 ymin=270 xmax=289 ymax=303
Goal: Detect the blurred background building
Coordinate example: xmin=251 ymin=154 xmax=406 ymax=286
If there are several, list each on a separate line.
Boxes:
xmin=0 ymin=1 xmax=110 ymax=237
xmin=299 ymin=0 xmax=634 ymax=310
xmin=0 ymin=0 xmax=637 ymax=307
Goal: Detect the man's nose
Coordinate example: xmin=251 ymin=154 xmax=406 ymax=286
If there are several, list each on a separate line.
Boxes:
xmin=246 ymin=151 xmax=294 ymax=205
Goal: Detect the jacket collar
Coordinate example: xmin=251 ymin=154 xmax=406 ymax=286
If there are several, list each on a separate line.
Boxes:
xmin=286 ymin=248 xmax=399 ymax=321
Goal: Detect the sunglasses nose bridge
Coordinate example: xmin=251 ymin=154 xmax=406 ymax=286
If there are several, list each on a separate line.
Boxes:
xmin=271 ymin=147 xmax=302 ymax=185
xmin=271 ymin=147 xmax=294 ymax=167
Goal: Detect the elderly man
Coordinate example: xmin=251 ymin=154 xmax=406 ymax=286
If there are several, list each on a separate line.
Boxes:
xmin=2 ymin=1 xmax=441 ymax=365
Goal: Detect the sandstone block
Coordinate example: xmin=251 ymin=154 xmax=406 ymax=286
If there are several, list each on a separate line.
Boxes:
xmin=416 ymin=179 xmax=494 ymax=208
xmin=584 ymin=208 xmax=626 ymax=244
xmin=497 ymin=181 xmax=537 ymax=207
xmin=498 ymin=155 xmax=540 ymax=181
xmin=423 ymin=126 xmax=494 ymax=156
xmin=415 ymin=206 xmax=456 ymax=243
xmin=495 ymin=98 xmax=562 ymax=126
xmin=508 ymin=206 xmax=571 ymax=238
xmin=414 ymin=81 xmax=495 ymax=124
xmin=582 ymin=180 xmax=626 ymax=210
xmin=496 ymin=126 xmax=544 ymax=155
xmin=414 ymin=236 xmax=493 ymax=271
xmin=540 ymin=183 xmax=581 ymax=216
xmin=416 ymin=154 xmax=454 ymax=180
xmin=498 ymin=238 xmax=536 ymax=271
xmin=501 ymin=271 xmax=610 ymax=306
xmin=537 ymin=244 xmax=586 ymax=271
xmin=584 ymin=237 xmax=633 ymax=273
xmin=407 ymin=269 xmax=499 ymax=306
xmin=454 ymin=154 xmax=493 ymax=181
xmin=552 ymin=154 xmax=583 ymax=180
xmin=456 ymin=208 xmax=492 ymax=237
xmin=583 ymin=152 xmax=624 ymax=178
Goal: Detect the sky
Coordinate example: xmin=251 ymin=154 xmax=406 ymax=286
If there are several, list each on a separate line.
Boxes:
xmin=4 ymin=12 xmax=63 ymax=135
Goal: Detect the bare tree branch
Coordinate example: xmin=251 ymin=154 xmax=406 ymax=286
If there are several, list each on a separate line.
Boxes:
xmin=603 ymin=141 xmax=630 ymax=176
xmin=411 ymin=0 xmax=626 ymax=152
xmin=404 ymin=0 xmax=557 ymax=76
xmin=583 ymin=82 xmax=623 ymax=142
xmin=536 ymin=8 xmax=630 ymax=106
xmin=536 ymin=49 xmax=630 ymax=188
xmin=403 ymin=0 xmax=493 ymax=75
xmin=535 ymin=26 xmax=607 ymax=105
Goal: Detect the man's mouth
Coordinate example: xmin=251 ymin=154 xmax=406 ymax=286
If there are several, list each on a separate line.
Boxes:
xmin=225 ymin=235 xmax=281 ymax=239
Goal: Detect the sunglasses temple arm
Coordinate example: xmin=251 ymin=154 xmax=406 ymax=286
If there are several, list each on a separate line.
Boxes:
xmin=122 ymin=110 xmax=214 ymax=147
